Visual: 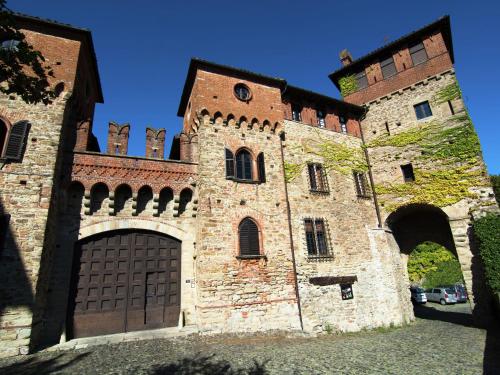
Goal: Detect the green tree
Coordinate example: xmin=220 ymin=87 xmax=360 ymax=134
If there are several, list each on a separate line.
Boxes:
xmin=422 ymin=259 xmax=464 ymax=289
xmin=473 ymin=213 xmax=500 ymax=293
xmin=491 ymin=174 xmax=500 ymax=206
xmin=0 ymin=0 xmax=55 ymax=104
xmin=407 ymin=241 xmax=455 ymax=283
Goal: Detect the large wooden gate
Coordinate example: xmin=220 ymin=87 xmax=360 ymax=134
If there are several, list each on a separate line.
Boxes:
xmin=68 ymin=230 xmax=181 ymax=338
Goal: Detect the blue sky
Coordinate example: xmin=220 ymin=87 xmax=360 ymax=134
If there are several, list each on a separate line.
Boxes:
xmin=12 ymin=0 xmax=500 ymax=173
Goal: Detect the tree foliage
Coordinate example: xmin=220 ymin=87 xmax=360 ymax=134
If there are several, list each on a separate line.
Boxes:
xmin=491 ymin=174 xmax=500 ymax=206
xmin=407 ymin=241 xmax=455 ymax=283
xmin=0 ymin=0 xmax=55 ymax=104
xmin=422 ymin=260 xmax=464 ymax=289
xmin=473 ymin=213 xmax=500 ymax=293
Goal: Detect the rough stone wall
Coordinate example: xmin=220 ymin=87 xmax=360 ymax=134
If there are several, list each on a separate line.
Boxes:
xmin=194 ymin=112 xmax=300 ymax=334
xmin=283 ymin=120 xmax=412 ymax=332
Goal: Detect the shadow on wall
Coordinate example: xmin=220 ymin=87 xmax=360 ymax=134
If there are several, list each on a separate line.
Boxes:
xmin=0 ymin=197 xmax=35 ymax=354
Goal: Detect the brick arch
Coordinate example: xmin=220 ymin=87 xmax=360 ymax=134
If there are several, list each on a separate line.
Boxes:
xmin=226 ymin=113 xmax=235 ymax=126
xmin=250 ymin=117 xmax=259 ymax=130
xmin=214 ymin=111 xmax=223 ymax=124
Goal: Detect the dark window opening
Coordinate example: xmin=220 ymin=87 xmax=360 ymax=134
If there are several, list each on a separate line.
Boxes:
xmin=234 ymin=83 xmax=251 ymax=101
xmin=339 ymin=115 xmax=347 ymax=134
xmin=292 ymin=104 xmax=302 ymax=122
xmin=257 ymin=152 xmax=266 ymax=183
xmin=401 ymin=163 xmax=415 ymax=182
xmin=236 ymin=149 xmax=253 ymax=181
xmin=448 ymin=100 xmax=455 ymax=115
xmin=225 ymin=148 xmax=235 ymax=179
xmin=304 ymin=218 xmax=330 ymax=257
xmin=380 ymin=56 xmax=397 ymax=79
xmin=316 ymin=110 xmax=326 ymax=128
xmin=409 ymin=41 xmax=428 ymax=66
xmin=239 ymin=218 xmax=260 ymax=256
xmin=385 ymin=121 xmax=390 ymax=135
xmin=0 ymin=214 xmax=11 ymax=253
xmin=355 ymin=70 xmax=368 ymax=90
xmin=414 ymin=101 xmax=433 ymax=120
xmin=308 ymin=163 xmax=329 ymax=193
xmin=353 ymin=171 xmax=370 ymax=198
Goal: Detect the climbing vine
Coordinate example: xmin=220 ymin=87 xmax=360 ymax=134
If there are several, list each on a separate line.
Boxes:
xmin=433 ymin=78 xmax=462 ymax=104
xmin=338 ymin=75 xmax=358 ymax=96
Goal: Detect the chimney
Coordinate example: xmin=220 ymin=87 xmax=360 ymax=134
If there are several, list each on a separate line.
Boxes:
xmin=107 ymin=121 xmax=130 ymax=155
xmin=145 ymin=127 xmax=166 ymax=159
xmin=340 ymin=49 xmax=353 ymax=67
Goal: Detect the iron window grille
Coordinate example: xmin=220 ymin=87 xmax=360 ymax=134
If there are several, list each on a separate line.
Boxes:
xmin=409 ymin=41 xmax=428 ymax=66
xmin=401 ymin=163 xmax=415 ymax=182
xmin=380 ymin=56 xmax=397 ymax=79
xmin=414 ymin=101 xmax=433 ymax=120
xmin=355 ymin=70 xmax=368 ymax=90
xmin=291 ymin=104 xmax=302 ymax=122
xmin=308 ymin=163 xmax=329 ymax=193
xmin=353 ymin=171 xmax=370 ymax=198
xmin=316 ymin=110 xmax=326 ymax=128
xmin=339 ymin=115 xmax=347 ymax=134
xmin=304 ymin=218 xmax=332 ymax=258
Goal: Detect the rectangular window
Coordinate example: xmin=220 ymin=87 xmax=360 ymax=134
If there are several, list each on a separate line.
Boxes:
xmin=304 ymin=218 xmax=330 ymax=257
xmin=409 ymin=41 xmax=428 ymax=66
xmin=291 ymin=104 xmax=302 ymax=122
xmin=353 ymin=171 xmax=370 ymax=198
xmin=339 ymin=115 xmax=347 ymax=134
xmin=308 ymin=163 xmax=329 ymax=193
xmin=414 ymin=101 xmax=433 ymax=120
xmin=380 ymin=56 xmax=397 ymax=79
xmin=355 ymin=70 xmax=368 ymax=90
xmin=316 ymin=110 xmax=326 ymax=128
xmin=448 ymin=100 xmax=455 ymax=115
xmin=401 ymin=163 xmax=415 ymax=182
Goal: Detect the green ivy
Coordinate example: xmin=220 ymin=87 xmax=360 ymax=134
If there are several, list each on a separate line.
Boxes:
xmin=433 ymin=78 xmax=462 ymax=104
xmin=284 ymin=162 xmax=303 ymax=183
xmin=473 ymin=214 xmax=500 ymax=293
xmin=338 ymin=75 xmax=358 ymax=96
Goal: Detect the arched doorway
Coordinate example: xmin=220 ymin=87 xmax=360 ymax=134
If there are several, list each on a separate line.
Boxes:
xmin=67 ymin=230 xmax=181 ymax=339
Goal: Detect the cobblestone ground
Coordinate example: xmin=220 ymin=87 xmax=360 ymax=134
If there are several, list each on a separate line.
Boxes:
xmin=1 ymin=303 xmax=499 ymax=375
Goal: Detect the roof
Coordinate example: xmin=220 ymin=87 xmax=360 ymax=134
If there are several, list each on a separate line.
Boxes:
xmin=13 ymin=13 xmax=104 ymax=103
xmin=329 ymin=16 xmax=454 ymax=90
xmin=177 ymin=58 xmax=364 ymax=117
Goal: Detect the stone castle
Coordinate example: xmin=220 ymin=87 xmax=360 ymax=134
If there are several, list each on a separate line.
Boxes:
xmin=0 ymin=14 xmax=498 ymax=356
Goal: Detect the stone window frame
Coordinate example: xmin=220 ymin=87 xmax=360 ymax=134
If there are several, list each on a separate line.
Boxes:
xmin=225 ymin=147 xmax=266 ymax=184
xmin=307 ymin=163 xmax=329 ymax=194
xmin=303 ymin=217 xmax=334 ymax=260
xmin=413 ymin=100 xmax=433 ymax=121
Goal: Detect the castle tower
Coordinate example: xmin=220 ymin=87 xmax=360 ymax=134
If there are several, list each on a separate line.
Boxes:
xmin=145 ymin=127 xmax=165 ymax=159
xmin=106 ymin=122 xmax=129 ymax=155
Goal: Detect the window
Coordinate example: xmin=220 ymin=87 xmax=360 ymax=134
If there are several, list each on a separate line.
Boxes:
xmin=257 ymin=152 xmax=266 ymax=183
xmin=234 ymin=83 xmax=251 ymax=101
xmin=448 ymin=100 xmax=455 ymax=115
xmin=355 ymin=70 xmax=368 ymax=90
xmin=380 ymin=56 xmax=397 ymax=79
xmin=291 ymin=103 xmax=302 ymax=122
xmin=316 ymin=110 xmax=326 ymax=128
xmin=0 ymin=39 xmax=20 ymax=52
xmin=235 ymin=149 xmax=253 ymax=180
xmin=2 ymin=120 xmax=30 ymax=161
xmin=0 ymin=119 xmax=8 ymax=157
xmin=0 ymin=214 xmax=10 ymax=253
xmin=225 ymin=149 xmax=235 ymax=179
xmin=414 ymin=101 xmax=433 ymax=120
xmin=339 ymin=115 xmax=347 ymax=134
xmin=409 ymin=41 xmax=428 ymax=66
xmin=238 ymin=218 xmax=260 ymax=257
xmin=304 ymin=218 xmax=330 ymax=257
xmin=353 ymin=171 xmax=370 ymax=198
xmin=401 ymin=163 xmax=415 ymax=182
xmin=308 ymin=163 xmax=329 ymax=193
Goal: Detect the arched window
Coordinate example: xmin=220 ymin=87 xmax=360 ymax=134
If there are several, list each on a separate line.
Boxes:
xmin=236 ymin=149 xmax=252 ymax=180
xmin=238 ymin=218 xmax=260 ymax=256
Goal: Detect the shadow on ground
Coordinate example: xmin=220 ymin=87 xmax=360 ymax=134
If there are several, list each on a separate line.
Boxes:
xmin=0 ymin=352 xmax=90 ymax=375
xmin=414 ymin=303 xmax=500 ymax=375
xmin=151 ymin=354 xmax=268 ymax=375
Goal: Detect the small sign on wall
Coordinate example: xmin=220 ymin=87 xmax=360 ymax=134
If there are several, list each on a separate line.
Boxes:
xmin=340 ymin=284 xmax=354 ymax=300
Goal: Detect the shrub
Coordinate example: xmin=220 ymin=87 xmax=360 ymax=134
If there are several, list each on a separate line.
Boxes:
xmin=407 ymin=241 xmax=455 ymax=283
xmin=473 ymin=213 xmax=500 ymax=293
xmin=422 ymin=259 xmax=464 ymax=289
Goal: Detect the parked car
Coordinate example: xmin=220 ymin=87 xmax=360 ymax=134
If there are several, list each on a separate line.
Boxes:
xmin=425 ymin=287 xmax=457 ymax=305
xmin=410 ymin=286 xmax=427 ymax=304
xmin=442 ymin=284 xmax=468 ymax=303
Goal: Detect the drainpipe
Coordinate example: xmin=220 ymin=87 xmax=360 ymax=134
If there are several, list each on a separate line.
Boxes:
xmin=278 ymin=131 xmax=304 ymax=331
xmin=359 ymin=107 xmax=383 ymax=228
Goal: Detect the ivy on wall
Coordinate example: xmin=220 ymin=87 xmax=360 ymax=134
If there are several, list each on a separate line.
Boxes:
xmin=338 ymin=75 xmax=358 ymax=97
xmin=433 ymin=78 xmax=462 ymax=105
xmin=473 ymin=213 xmax=500 ymax=293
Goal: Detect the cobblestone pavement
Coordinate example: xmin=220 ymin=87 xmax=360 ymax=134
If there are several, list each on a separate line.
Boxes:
xmin=1 ymin=303 xmax=499 ymax=375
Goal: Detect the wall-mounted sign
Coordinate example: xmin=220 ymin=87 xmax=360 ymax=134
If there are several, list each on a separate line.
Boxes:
xmin=340 ymin=284 xmax=354 ymax=300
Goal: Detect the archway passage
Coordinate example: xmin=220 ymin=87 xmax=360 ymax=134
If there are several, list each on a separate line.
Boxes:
xmin=68 ymin=230 xmax=181 ymax=339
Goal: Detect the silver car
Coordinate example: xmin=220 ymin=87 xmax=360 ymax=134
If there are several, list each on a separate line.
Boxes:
xmin=410 ymin=286 xmax=427 ymax=304
xmin=425 ymin=287 xmax=457 ymax=305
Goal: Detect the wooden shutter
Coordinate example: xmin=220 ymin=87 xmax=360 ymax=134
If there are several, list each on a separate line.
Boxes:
xmin=409 ymin=42 xmax=428 ymax=66
xmin=380 ymin=56 xmax=396 ymax=79
xmin=239 ymin=218 xmax=259 ymax=256
xmin=5 ymin=121 xmax=30 ymax=161
xmin=257 ymin=153 xmax=266 ymax=183
xmin=225 ymin=149 xmax=234 ymax=178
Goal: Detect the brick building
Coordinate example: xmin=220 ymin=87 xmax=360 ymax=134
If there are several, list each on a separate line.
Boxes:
xmin=0 ymin=14 xmax=497 ymax=356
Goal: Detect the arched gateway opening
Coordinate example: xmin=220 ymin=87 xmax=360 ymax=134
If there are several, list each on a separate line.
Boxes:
xmin=386 ymin=204 xmax=471 ymax=317
xmin=67 ymin=230 xmax=181 ymax=339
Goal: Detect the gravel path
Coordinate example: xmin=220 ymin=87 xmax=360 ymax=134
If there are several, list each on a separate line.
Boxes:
xmin=1 ymin=303 xmax=499 ymax=375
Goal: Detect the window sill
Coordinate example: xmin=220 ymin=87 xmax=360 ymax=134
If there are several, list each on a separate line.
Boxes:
xmin=356 ymin=194 xmax=372 ymax=200
xmin=226 ymin=177 xmax=261 ymax=184
xmin=310 ymin=189 xmax=330 ymax=195
xmin=307 ymin=255 xmax=334 ymax=262
xmin=236 ymin=254 xmax=267 ymax=260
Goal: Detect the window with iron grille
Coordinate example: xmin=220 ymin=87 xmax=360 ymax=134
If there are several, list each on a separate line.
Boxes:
xmin=409 ymin=41 xmax=428 ymax=66
xmin=353 ymin=171 xmax=370 ymax=198
xmin=401 ymin=163 xmax=415 ymax=182
xmin=380 ymin=56 xmax=397 ymax=79
xmin=238 ymin=217 xmax=260 ymax=256
xmin=291 ymin=103 xmax=302 ymax=122
xmin=355 ymin=70 xmax=368 ymax=90
xmin=414 ymin=101 xmax=432 ymax=120
xmin=316 ymin=110 xmax=326 ymax=128
xmin=339 ymin=115 xmax=347 ymax=134
xmin=308 ymin=163 xmax=329 ymax=193
xmin=304 ymin=218 xmax=331 ymax=257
